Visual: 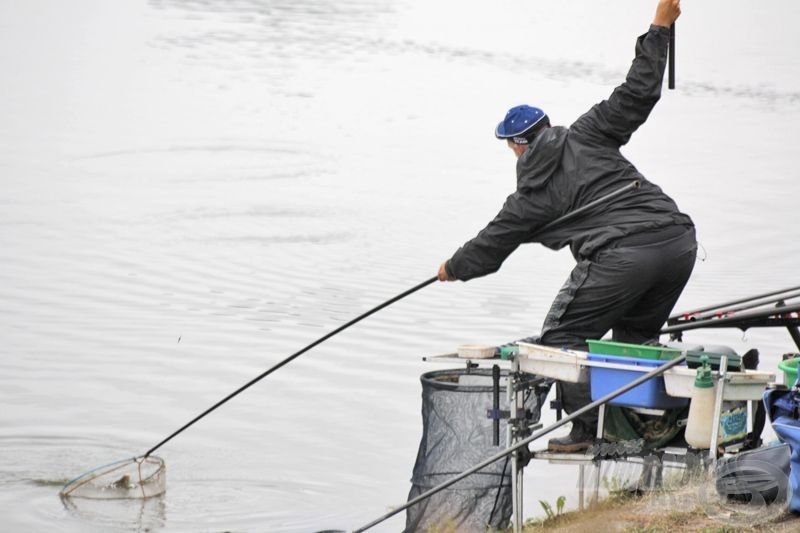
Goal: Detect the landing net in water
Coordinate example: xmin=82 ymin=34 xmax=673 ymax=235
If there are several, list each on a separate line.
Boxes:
xmin=60 ymin=456 xmax=166 ymax=500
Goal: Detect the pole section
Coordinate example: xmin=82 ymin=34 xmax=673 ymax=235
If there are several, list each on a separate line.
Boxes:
xmin=668 ymin=23 xmax=676 ymax=89
xmin=143 ymin=276 xmax=438 ymax=458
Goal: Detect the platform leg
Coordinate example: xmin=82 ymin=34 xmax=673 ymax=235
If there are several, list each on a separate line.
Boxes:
xmin=515 ymin=452 xmax=524 ymax=531
xmin=508 ymin=360 xmax=523 ymax=533
xmin=596 ymin=404 xmax=605 ymax=441
xmin=591 ymin=404 xmax=605 ymax=504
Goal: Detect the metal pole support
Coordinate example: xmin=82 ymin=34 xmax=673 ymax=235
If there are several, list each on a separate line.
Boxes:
xmin=509 ymin=358 xmax=523 ymax=533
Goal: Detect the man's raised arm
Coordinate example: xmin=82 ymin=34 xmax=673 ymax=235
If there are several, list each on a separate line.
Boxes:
xmin=570 ymin=0 xmax=681 ymax=147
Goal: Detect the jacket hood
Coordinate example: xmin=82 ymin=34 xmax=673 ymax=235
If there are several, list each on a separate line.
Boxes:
xmin=515 ymin=126 xmax=568 ymax=190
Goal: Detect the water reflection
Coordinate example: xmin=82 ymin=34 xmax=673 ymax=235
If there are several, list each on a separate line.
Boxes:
xmin=148 ymin=0 xmax=800 ymax=107
xmin=61 ymin=494 xmax=167 ymax=533
xmin=149 ymin=0 xmax=397 ymax=65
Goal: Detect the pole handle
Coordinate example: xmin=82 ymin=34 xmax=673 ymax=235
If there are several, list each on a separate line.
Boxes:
xmin=668 ymin=23 xmax=676 ymax=90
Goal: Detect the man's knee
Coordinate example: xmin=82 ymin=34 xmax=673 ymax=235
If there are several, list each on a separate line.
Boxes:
xmin=539 ymin=330 xmax=591 ymax=351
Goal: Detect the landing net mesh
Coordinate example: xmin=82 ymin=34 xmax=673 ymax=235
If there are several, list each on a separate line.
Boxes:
xmin=60 ymin=456 xmax=166 ymax=499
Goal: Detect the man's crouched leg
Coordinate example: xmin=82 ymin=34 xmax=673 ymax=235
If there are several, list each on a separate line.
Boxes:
xmin=548 ymin=381 xmax=598 ymax=453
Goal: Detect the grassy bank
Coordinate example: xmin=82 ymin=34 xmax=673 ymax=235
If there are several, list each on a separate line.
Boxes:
xmin=523 ymin=483 xmax=798 ymax=532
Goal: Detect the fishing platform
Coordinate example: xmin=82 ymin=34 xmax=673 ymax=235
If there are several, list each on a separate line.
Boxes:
xmin=411 ymin=286 xmax=799 ymax=532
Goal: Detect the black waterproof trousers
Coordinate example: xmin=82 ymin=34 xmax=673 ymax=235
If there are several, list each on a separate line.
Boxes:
xmin=539 ymin=225 xmax=697 ymax=431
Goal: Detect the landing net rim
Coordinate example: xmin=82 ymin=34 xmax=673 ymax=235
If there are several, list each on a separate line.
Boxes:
xmin=59 ymin=455 xmax=166 ymax=499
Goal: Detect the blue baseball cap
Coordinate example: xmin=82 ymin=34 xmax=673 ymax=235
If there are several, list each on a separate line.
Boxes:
xmin=495 ymin=105 xmax=549 ymax=144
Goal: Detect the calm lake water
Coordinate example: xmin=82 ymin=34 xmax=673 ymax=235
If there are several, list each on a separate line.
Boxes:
xmin=1 ymin=0 xmax=799 ymax=531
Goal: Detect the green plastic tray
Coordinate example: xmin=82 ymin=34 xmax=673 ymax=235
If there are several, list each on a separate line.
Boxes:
xmin=586 ymin=339 xmax=682 ymax=360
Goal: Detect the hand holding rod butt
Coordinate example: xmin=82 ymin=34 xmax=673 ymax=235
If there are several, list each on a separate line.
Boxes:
xmin=654 ymin=0 xmax=679 ymax=90
xmin=653 ymin=0 xmax=680 ymax=28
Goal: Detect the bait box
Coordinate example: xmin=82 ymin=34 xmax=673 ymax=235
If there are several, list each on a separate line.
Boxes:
xmin=457 ymin=344 xmax=496 ymax=359
xmin=662 ymin=366 xmax=775 ymax=400
xmin=517 ymin=343 xmax=589 ymax=383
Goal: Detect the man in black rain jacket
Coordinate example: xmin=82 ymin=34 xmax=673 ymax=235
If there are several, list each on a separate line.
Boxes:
xmin=438 ymin=0 xmax=696 ymax=452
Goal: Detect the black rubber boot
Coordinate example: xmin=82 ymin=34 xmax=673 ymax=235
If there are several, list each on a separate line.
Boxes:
xmin=547 ymin=381 xmax=598 ymax=453
xmin=548 ymin=420 xmax=595 ymax=453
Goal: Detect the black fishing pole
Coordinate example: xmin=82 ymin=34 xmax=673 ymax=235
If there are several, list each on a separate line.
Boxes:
xmin=143 ymin=276 xmax=437 ymax=458
xmin=668 ymin=23 xmax=676 ymax=89
xmin=662 ymin=301 xmax=800 ymax=335
xmin=668 ymin=285 xmax=800 ymax=323
xmin=144 ymin=179 xmax=640 ymax=458
xmin=674 ymin=290 xmax=800 ymax=324
xmin=352 ymin=354 xmax=687 ymax=532
xmin=535 ymin=180 xmax=639 ymax=234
